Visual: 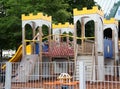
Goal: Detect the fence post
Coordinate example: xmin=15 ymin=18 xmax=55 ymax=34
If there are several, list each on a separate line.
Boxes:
xmin=5 ymin=62 xmax=12 ymax=89
xmin=79 ymin=61 xmax=86 ymax=89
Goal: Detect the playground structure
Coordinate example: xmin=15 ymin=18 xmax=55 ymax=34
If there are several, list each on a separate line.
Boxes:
xmin=40 ymin=22 xmax=75 ymax=59
xmin=73 ymin=6 xmax=119 ymax=80
xmin=1 ymin=6 xmax=119 ymax=84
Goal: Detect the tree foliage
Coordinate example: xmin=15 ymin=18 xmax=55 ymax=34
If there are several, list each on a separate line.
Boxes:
xmin=0 ymin=0 xmax=96 ymax=51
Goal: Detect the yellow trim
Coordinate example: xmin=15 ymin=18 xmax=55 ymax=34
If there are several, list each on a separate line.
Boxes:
xmin=73 ymin=6 xmax=104 ymax=16
xmin=42 ymin=34 xmax=95 ymax=40
xmin=52 ymin=22 xmax=74 ymax=29
xmin=25 ymin=40 xmax=39 ymax=42
xmin=103 ymin=18 xmax=118 ymax=25
xmin=24 ymin=35 xmax=95 ymax=42
xmin=22 ymin=13 xmax=52 ymax=22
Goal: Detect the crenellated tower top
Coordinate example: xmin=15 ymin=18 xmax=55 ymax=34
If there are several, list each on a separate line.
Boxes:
xmin=52 ymin=22 xmax=74 ymax=29
xmin=22 ymin=12 xmax=52 ymax=22
xmin=73 ymin=6 xmax=104 ymax=16
xmin=104 ymin=18 xmax=118 ymax=25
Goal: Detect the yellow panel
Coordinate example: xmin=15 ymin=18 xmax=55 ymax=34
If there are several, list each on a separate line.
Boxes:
xmin=22 ymin=12 xmax=52 ymax=22
xmin=52 ymin=22 xmax=74 ymax=29
xmin=73 ymin=6 xmax=104 ymax=16
xmin=26 ymin=45 xmax=32 ymax=55
xmin=103 ymin=18 xmax=118 ymax=25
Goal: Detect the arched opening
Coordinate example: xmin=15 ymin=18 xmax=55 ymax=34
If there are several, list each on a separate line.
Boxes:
xmin=104 ymin=28 xmax=112 ymax=39
xmin=42 ymin=25 xmax=49 ymax=42
xmin=42 ymin=25 xmax=50 ymax=54
xmin=119 ymin=22 xmax=120 ymax=40
xmin=104 ymin=28 xmax=113 ymax=58
xmin=25 ymin=24 xmax=33 ymax=40
xmin=85 ymin=20 xmax=95 ymax=38
xmin=79 ymin=20 xmax=95 ymax=54
xmin=69 ymin=32 xmax=73 ymax=41
xmin=76 ymin=20 xmax=81 ymax=44
xmin=24 ymin=23 xmax=34 ymax=55
xmin=62 ymin=32 xmax=67 ymax=42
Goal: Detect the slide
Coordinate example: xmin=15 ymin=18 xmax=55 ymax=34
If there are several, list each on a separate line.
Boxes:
xmin=2 ymin=45 xmax=32 ymax=69
xmin=2 ymin=44 xmax=39 ymax=82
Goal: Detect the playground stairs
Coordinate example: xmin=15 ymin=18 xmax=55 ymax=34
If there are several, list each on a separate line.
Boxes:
xmin=12 ymin=54 xmax=39 ymax=82
xmin=75 ymin=55 xmax=95 ymax=81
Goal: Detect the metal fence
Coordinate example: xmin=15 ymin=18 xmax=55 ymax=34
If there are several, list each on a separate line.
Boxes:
xmin=3 ymin=62 xmax=80 ymax=89
xmin=0 ymin=62 xmax=6 ymax=89
xmin=1 ymin=61 xmax=120 ymax=89
xmin=85 ymin=65 xmax=120 ymax=89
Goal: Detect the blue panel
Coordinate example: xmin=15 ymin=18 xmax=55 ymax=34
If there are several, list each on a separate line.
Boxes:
xmin=35 ymin=43 xmax=49 ymax=54
xmin=35 ymin=43 xmax=39 ymax=54
xmin=43 ymin=44 xmax=48 ymax=52
xmin=109 ymin=40 xmax=113 ymax=58
xmin=104 ymin=39 xmax=113 ymax=58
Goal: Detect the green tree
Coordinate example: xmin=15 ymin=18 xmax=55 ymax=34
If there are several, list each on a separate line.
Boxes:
xmin=0 ymin=0 xmax=96 ymax=59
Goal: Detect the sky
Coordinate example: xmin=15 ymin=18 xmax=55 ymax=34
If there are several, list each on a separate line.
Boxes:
xmin=94 ymin=0 xmax=120 ymax=15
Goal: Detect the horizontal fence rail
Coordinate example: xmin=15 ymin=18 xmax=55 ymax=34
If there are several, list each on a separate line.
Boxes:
xmin=10 ymin=62 xmax=79 ymax=89
xmin=85 ymin=65 xmax=120 ymax=89
xmin=1 ymin=61 xmax=120 ymax=89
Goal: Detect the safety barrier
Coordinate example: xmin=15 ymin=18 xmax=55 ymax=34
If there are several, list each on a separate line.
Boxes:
xmin=0 ymin=62 xmax=6 ymax=89
xmin=1 ymin=61 xmax=120 ymax=89
xmin=3 ymin=62 xmax=80 ymax=89
xmin=85 ymin=65 xmax=120 ymax=89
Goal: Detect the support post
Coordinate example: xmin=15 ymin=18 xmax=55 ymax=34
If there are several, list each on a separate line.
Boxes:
xmin=38 ymin=26 xmax=43 ymax=80
xmin=5 ymin=62 xmax=12 ymax=89
xmin=48 ymin=26 xmax=51 ymax=52
xmin=79 ymin=61 xmax=86 ymax=89
xmin=113 ymin=30 xmax=117 ymax=79
xmin=94 ymin=22 xmax=98 ymax=80
xmin=32 ymin=23 xmax=36 ymax=54
xmin=22 ymin=27 xmax=26 ymax=56
xmin=81 ymin=17 xmax=85 ymax=53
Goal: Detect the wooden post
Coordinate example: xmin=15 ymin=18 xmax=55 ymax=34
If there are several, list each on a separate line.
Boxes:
xmin=48 ymin=26 xmax=51 ymax=52
xmin=22 ymin=27 xmax=26 ymax=57
xmin=38 ymin=26 xmax=43 ymax=79
xmin=59 ymin=29 xmax=62 ymax=42
xmin=67 ymin=33 xmax=69 ymax=43
xmin=48 ymin=26 xmax=53 ymax=75
xmin=112 ymin=30 xmax=117 ymax=79
xmin=94 ymin=22 xmax=98 ymax=65
xmin=39 ymin=26 xmax=43 ymax=62
xmin=73 ymin=23 xmax=77 ymax=77
xmin=74 ymin=23 xmax=77 ymax=54
xmin=94 ymin=22 xmax=98 ymax=80
xmin=81 ymin=17 xmax=85 ymax=53
xmin=32 ymin=23 xmax=35 ymax=54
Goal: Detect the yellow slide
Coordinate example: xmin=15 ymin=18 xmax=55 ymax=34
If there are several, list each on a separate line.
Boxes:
xmin=2 ymin=45 xmax=32 ymax=69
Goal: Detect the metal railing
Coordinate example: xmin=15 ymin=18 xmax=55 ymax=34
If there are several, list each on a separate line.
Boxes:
xmin=8 ymin=62 xmax=79 ymax=89
xmin=0 ymin=62 xmax=6 ymax=89
xmin=1 ymin=61 xmax=120 ymax=89
xmin=86 ymin=65 xmax=120 ymax=89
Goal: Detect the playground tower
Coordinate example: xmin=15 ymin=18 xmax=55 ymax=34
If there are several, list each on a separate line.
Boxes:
xmin=12 ymin=13 xmax=52 ymax=82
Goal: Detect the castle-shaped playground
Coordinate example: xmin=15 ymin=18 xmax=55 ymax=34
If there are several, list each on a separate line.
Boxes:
xmin=3 ymin=6 xmax=119 ymax=82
